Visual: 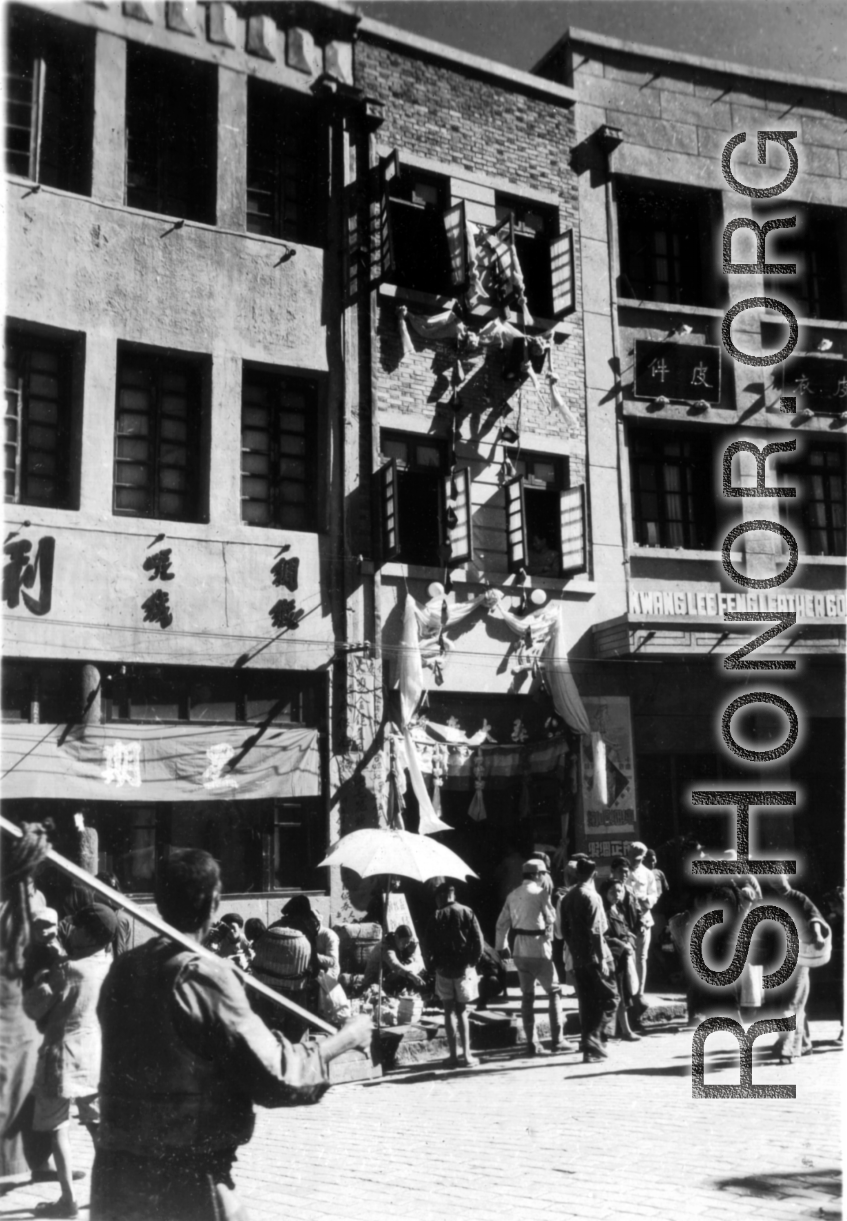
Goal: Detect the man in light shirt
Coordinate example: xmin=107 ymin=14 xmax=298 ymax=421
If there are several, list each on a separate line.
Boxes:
xmin=495 ymin=859 xmax=565 ymax=1056
xmin=626 ymin=841 xmax=659 ymax=1008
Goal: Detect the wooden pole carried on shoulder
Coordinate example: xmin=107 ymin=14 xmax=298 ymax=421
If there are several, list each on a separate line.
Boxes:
xmin=0 ymin=814 xmax=337 ymax=1035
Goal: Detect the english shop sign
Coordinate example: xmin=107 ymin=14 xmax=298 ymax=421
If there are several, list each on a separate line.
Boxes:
xmin=688 ymin=130 xmax=811 ymax=1100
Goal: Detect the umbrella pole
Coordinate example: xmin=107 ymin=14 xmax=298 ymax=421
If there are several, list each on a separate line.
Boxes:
xmin=377 ymin=873 xmax=389 ymax=1037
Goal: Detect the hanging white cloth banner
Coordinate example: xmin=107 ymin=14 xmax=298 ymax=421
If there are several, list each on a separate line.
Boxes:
xmin=396 ymin=592 xmax=451 ymax=834
xmin=541 ymin=608 xmax=609 ymax=806
xmin=590 ymin=731 xmax=608 ymax=807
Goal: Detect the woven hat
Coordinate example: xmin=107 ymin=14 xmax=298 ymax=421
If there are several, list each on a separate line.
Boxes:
xmin=252 ymin=926 xmax=311 ymax=985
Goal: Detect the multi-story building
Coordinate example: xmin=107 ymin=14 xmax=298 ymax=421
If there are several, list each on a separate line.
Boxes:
xmin=3 ymin=0 xmax=367 ymax=927
xmin=536 ymin=28 xmax=846 ymax=889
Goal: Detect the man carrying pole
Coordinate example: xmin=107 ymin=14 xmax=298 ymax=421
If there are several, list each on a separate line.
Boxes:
xmin=83 ymin=847 xmax=371 ymax=1221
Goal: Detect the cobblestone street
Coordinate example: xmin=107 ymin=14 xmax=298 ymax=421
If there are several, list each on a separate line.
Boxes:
xmin=3 ymin=1019 xmax=841 ymax=1221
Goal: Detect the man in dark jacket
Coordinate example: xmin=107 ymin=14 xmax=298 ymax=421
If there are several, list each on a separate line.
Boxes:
xmin=91 ymin=850 xmax=370 ymax=1221
xmin=559 ymin=855 xmax=619 ymax=1062
xmin=424 ymin=883 xmax=484 ymax=1068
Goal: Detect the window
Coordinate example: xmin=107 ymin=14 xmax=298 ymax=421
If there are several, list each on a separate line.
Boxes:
xmin=246 ymin=80 xmax=327 ymax=245
xmin=385 ymin=166 xmax=453 ymax=296
xmin=617 ymin=181 xmax=718 ymax=307
xmin=495 ymin=196 xmax=559 ymax=318
xmin=113 ymin=348 xmax=203 ymax=522
xmin=271 ymin=800 xmax=325 ymax=891
xmin=241 ymin=369 xmax=319 ymax=531
xmin=504 ymin=453 xmax=586 ymax=577
xmin=5 ymin=7 xmax=93 ymax=193
xmin=377 ymin=432 xmax=448 ymax=568
xmin=791 ymin=444 xmax=846 ymax=558
xmin=1 ymin=660 xmax=83 ymax=723
xmin=755 ymin=202 xmax=847 ymax=322
xmin=125 ymin=44 xmax=215 ymax=223
xmin=630 ymin=428 xmax=715 ymax=549
xmin=5 ymin=329 xmax=75 ymax=507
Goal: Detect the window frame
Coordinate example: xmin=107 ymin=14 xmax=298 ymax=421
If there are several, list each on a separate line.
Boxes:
xmin=376 ymin=431 xmax=448 ymax=568
xmin=385 ymin=165 xmax=454 ymax=297
xmin=245 ymin=78 xmax=328 ymax=246
xmin=495 ymin=193 xmax=560 ymax=318
xmin=504 ymin=452 xmax=585 ymax=578
xmin=124 ymin=42 xmax=216 ymax=224
xmin=240 ymin=366 xmax=321 ymax=533
xmin=786 ymin=442 xmax=846 ymax=558
xmin=755 ymin=202 xmax=847 ymax=323
xmin=112 ymin=346 xmax=206 ymax=524
xmin=5 ymin=326 xmax=77 ymax=509
xmin=629 ymin=426 xmax=716 ymax=551
xmin=616 ymin=179 xmax=719 ymax=308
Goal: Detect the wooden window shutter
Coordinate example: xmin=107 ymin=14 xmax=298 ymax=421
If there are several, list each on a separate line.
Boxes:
xmin=375 ymin=458 xmax=401 ymax=566
xmin=443 ymin=200 xmax=467 ymax=290
xmin=444 ymin=465 xmax=473 ymax=564
xmin=550 ymin=228 xmax=575 ymax=318
xmin=374 ymin=149 xmax=399 ymax=283
xmin=559 ymin=484 xmax=587 ymax=576
xmin=505 ymin=475 xmax=528 ymax=573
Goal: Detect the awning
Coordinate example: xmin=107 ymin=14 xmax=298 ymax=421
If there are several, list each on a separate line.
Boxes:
xmin=1 ymin=722 xmax=321 ymax=802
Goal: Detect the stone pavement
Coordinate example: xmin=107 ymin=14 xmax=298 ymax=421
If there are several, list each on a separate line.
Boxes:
xmin=2 ymin=1019 xmax=841 ymax=1221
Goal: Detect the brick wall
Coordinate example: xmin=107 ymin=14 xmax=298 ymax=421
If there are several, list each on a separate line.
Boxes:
xmin=356 ymin=36 xmax=587 ymax=575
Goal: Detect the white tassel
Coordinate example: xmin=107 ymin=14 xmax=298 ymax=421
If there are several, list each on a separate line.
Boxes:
xmin=547 ymin=373 xmax=579 ymax=429
xmin=397 ymin=305 xmax=415 ymax=360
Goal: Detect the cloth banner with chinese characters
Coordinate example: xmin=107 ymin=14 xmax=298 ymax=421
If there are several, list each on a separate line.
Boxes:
xmin=395 ymin=731 xmax=568 ymax=781
xmin=0 ymin=722 xmax=320 ymax=802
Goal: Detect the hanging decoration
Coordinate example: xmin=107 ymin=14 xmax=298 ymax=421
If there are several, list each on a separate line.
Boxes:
xmin=489 ymin=591 xmax=559 ymax=677
xmin=395 ymin=593 xmax=452 ymax=834
xmin=547 ymin=371 xmax=579 ymax=430
xmin=431 ymin=743 xmax=446 ymax=813
xmin=468 ymin=747 xmax=487 ymax=822
xmin=387 ymin=736 xmax=406 ymax=828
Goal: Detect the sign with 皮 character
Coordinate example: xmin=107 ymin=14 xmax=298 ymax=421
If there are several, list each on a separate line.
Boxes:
xmin=633 ymin=339 xmax=721 ymax=403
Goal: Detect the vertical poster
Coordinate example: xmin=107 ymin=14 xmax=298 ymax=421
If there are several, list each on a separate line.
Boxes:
xmin=580 ymin=696 xmax=636 ymax=859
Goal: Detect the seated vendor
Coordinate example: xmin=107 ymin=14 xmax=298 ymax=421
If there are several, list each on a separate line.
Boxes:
xmin=363 ymin=925 xmax=426 ymax=996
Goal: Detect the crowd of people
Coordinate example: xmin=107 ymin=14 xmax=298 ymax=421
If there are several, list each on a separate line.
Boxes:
xmin=1 ymin=820 xmax=841 ymax=1219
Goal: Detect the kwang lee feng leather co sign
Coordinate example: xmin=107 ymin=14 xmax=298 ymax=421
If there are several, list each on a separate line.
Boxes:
xmin=629 ymin=588 xmax=846 ymax=620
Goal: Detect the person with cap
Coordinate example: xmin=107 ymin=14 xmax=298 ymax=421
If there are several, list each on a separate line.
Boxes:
xmin=558 ymin=855 xmax=619 ymax=1062
xmin=362 ymin=924 xmax=426 ymax=996
xmin=91 ymin=849 xmax=371 ymax=1221
xmin=23 ymin=903 xmax=117 ymax=1218
xmin=424 ymin=883 xmax=484 ymax=1068
xmin=495 ymin=859 xmax=565 ymax=1056
xmin=625 ymin=841 xmax=659 ymax=1010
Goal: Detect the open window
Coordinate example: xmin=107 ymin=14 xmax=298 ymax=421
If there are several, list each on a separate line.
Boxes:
xmin=753 ymin=202 xmax=846 ymax=322
xmin=5 ymin=6 xmax=93 ymax=194
xmin=494 ymin=195 xmax=572 ymax=319
xmin=125 ymin=43 xmax=216 ymax=223
xmin=379 ymin=160 xmax=455 ymax=296
xmin=246 ymin=79 xmax=327 ymax=245
xmin=376 ymin=432 xmax=450 ymax=568
xmin=616 ymin=180 xmax=720 ymax=308
xmin=505 ymin=453 xmax=586 ymax=577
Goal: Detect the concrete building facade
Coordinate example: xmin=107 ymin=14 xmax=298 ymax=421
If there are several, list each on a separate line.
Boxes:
xmin=536 ymin=29 xmax=846 ymax=889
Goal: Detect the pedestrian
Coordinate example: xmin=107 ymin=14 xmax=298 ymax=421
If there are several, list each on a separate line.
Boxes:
xmin=423 ymin=882 xmax=484 ymax=1069
xmin=495 ymin=858 xmax=564 ymax=1056
xmin=600 ymin=879 xmax=640 ymax=1042
xmin=558 ymin=855 xmax=619 ymax=1062
xmin=94 ymin=874 xmax=132 ymax=958
xmin=24 ymin=903 xmax=117 ymax=1219
xmin=362 ymin=924 xmax=426 ymax=995
xmin=244 ymin=917 xmax=267 ymax=948
xmin=626 ymin=841 xmax=659 ymax=1008
xmin=91 ymin=848 xmax=371 ymax=1221
xmin=760 ymin=875 xmax=830 ymax=1065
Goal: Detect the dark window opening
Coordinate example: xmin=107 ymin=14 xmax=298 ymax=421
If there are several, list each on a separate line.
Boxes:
xmin=380 ymin=431 xmax=446 ymax=567
xmin=125 ymin=43 xmax=215 ymax=223
xmin=617 ymin=181 xmax=718 ymax=307
xmin=5 ymin=328 xmax=76 ymax=508
xmin=755 ymin=202 xmax=847 ymax=322
xmin=495 ymin=195 xmax=558 ymax=317
xmin=5 ymin=7 xmax=93 ymax=193
xmin=113 ymin=348 xmax=204 ymax=523
xmin=784 ymin=443 xmax=846 ymax=558
xmin=630 ymin=427 xmax=715 ymax=549
xmin=388 ymin=168 xmax=452 ymax=296
xmin=512 ymin=453 xmax=569 ymax=576
xmin=246 ymin=79 xmax=327 ymax=245
xmin=103 ymin=665 xmax=317 ymax=726
xmin=241 ymin=369 xmax=319 ymax=531
xmin=1 ymin=660 xmax=83 ymax=724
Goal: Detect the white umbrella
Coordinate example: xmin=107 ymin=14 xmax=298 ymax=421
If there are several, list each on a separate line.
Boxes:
xmin=318 ymin=827 xmax=477 ymax=883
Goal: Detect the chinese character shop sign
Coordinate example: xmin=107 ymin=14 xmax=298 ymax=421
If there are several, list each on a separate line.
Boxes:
xmin=141 ymin=538 xmax=175 ymax=629
xmin=634 ymin=340 xmax=722 ymax=404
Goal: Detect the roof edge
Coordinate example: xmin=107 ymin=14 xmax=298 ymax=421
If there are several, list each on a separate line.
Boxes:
xmin=534 ymin=25 xmax=847 ymax=98
xmin=357 ymin=15 xmax=576 ymax=106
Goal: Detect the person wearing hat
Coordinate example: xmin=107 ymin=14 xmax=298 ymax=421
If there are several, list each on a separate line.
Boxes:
xmin=424 ymin=883 xmax=484 ymax=1069
xmin=558 ymin=857 xmax=619 ymax=1062
xmin=495 ymin=859 xmax=565 ymax=1056
xmin=625 ymin=841 xmax=659 ymax=1009
xmin=23 ymin=903 xmax=117 ymax=1218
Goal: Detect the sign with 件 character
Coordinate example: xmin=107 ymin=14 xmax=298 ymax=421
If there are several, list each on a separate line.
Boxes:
xmin=633 ymin=339 xmax=721 ymax=404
